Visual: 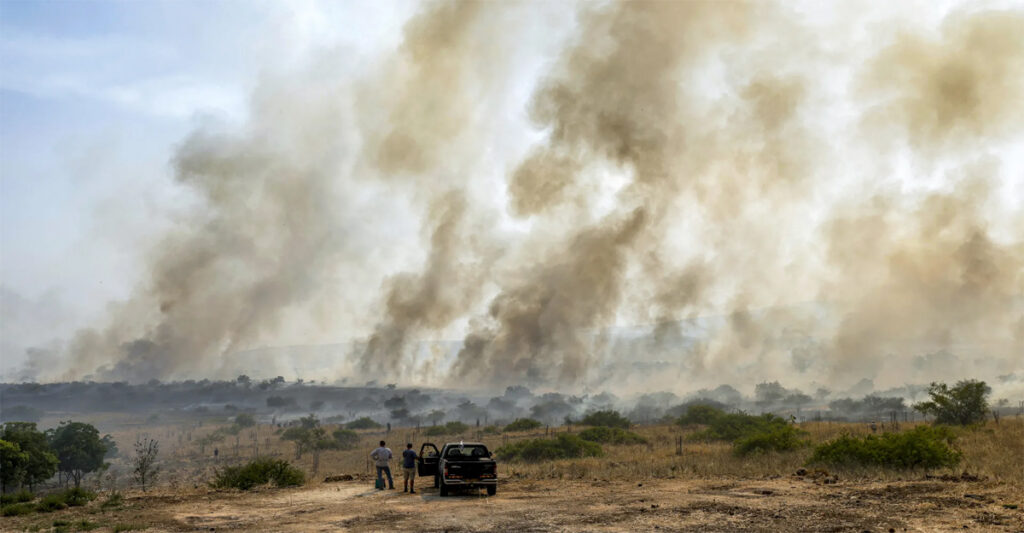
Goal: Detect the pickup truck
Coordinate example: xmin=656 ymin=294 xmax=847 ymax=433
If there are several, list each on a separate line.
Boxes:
xmin=417 ymin=441 xmax=497 ymax=496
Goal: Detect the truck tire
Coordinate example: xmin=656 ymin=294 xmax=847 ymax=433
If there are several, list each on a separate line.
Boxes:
xmin=439 ymin=481 xmax=449 ymax=497
xmin=487 ymin=485 xmax=496 ymax=496
xmin=433 ymin=474 xmax=439 ymax=488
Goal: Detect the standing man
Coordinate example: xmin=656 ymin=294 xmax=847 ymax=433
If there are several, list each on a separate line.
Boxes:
xmin=370 ymin=440 xmax=394 ymax=490
xmin=402 ymin=443 xmax=418 ymax=494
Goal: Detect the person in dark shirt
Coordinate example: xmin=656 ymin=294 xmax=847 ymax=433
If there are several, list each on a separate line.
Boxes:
xmin=402 ymin=443 xmax=418 ymax=493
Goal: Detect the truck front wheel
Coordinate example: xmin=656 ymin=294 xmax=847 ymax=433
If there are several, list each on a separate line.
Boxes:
xmin=487 ymin=485 xmax=496 ymax=496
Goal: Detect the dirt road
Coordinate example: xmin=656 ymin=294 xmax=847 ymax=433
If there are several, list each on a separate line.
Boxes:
xmin=5 ymin=475 xmax=1022 ymax=532
xmin=158 ymin=476 xmax=1023 ymax=532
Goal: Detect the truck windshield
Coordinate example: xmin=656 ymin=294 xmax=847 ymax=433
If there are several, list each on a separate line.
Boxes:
xmin=446 ymin=445 xmax=489 ymax=459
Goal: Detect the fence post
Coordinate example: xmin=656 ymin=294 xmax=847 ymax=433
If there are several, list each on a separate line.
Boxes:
xmin=675 ymin=436 xmax=683 ymax=456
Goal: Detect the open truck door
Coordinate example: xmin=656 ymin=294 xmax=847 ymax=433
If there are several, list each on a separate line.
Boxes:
xmin=418 ymin=443 xmax=440 ymax=478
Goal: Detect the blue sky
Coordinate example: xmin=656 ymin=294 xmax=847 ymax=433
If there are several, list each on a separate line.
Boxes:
xmin=0 ymin=0 xmax=414 ymax=371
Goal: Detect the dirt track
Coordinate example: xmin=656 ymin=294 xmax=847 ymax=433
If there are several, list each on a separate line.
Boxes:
xmin=152 ymin=476 xmax=1024 ymax=532
xmin=5 ymin=475 xmax=1023 ymax=532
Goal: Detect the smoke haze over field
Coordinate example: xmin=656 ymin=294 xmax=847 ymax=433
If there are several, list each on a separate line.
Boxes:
xmin=4 ymin=1 xmax=1023 ymax=396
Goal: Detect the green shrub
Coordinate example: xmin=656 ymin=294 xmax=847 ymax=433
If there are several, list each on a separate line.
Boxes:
xmin=808 ymin=425 xmax=961 ymax=469
xmin=345 ymin=417 xmax=382 ymax=430
xmin=61 ymin=487 xmax=96 ymax=507
xmin=688 ymin=411 xmax=789 ymax=442
xmin=35 ymin=493 xmax=68 ymax=512
xmin=0 ymin=489 xmax=34 ymax=504
xmin=210 ymin=458 xmax=305 ymax=490
xmin=1 ymin=502 xmax=35 ymax=516
xmin=676 ymin=405 xmax=727 ymax=426
xmin=913 ymin=380 xmax=990 ymax=426
xmin=72 ymin=519 xmax=99 ymax=531
xmin=424 ymin=421 xmax=470 ymax=436
xmin=331 ymin=429 xmax=359 ymax=449
xmin=578 ymin=426 xmax=648 ymax=445
xmin=733 ymin=425 xmax=808 ymax=456
xmin=579 ymin=410 xmax=631 ymax=429
xmin=496 ymin=434 xmax=603 ymax=461
xmin=480 ymin=425 xmax=501 ymax=435
xmin=504 ymin=418 xmax=543 ymax=432
xmin=113 ymin=524 xmax=144 ymax=532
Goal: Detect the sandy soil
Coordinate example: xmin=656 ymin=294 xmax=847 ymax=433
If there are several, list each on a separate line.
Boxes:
xmin=10 ymin=473 xmax=1021 ymax=532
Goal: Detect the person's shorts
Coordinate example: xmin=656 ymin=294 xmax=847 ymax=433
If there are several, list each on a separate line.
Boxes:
xmin=403 ymin=467 xmax=415 ymax=480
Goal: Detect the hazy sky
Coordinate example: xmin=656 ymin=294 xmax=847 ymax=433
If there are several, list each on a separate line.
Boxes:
xmin=1 ymin=0 xmax=1021 ymax=389
xmin=1 ymin=0 xmax=420 ymax=373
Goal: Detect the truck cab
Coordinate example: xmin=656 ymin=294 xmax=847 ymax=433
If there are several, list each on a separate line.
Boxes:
xmin=418 ymin=442 xmax=497 ymax=496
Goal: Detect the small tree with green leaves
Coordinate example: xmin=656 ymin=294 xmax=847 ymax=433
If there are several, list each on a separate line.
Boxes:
xmin=47 ymin=422 xmax=106 ymax=488
xmin=2 ymin=422 xmax=58 ymax=491
xmin=913 ymin=380 xmax=990 ymax=426
xmin=1 ymin=439 xmax=28 ymax=493
xmin=132 ymin=438 xmax=159 ymax=492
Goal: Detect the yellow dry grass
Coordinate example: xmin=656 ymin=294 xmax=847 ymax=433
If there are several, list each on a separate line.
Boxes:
xmin=100 ymin=415 xmax=1024 ymax=491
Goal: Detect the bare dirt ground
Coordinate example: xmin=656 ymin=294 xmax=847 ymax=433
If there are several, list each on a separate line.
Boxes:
xmin=7 ymin=475 xmax=1023 ymax=532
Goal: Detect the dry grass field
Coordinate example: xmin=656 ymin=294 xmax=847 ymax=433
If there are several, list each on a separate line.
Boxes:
xmin=3 ymin=417 xmax=1023 ymax=532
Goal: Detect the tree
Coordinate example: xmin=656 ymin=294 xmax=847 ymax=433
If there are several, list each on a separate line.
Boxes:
xmin=754 ymin=382 xmax=787 ymax=407
xmin=234 ymin=413 xmax=257 ymax=428
xmin=2 ymin=422 xmax=58 ymax=491
xmin=580 ymin=410 xmax=631 ymax=429
xmin=1 ymin=439 xmax=28 ymax=492
xmin=132 ymin=437 xmax=160 ymax=492
xmin=332 ymin=428 xmax=359 ymax=450
xmin=913 ymin=380 xmax=991 ymax=426
xmin=48 ymin=421 xmax=108 ymax=487
xmin=101 ymin=434 xmax=120 ymax=459
xmin=428 ymin=409 xmax=446 ymax=426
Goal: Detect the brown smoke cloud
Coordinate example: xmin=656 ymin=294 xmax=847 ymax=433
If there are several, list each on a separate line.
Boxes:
xmin=49 ymin=1 xmax=1024 ymax=396
xmin=860 ymin=9 xmax=1024 ymax=154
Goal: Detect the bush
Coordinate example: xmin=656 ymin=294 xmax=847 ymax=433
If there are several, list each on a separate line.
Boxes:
xmin=688 ymin=411 xmax=790 ymax=443
xmin=113 ymin=524 xmax=144 ymax=532
xmin=61 ymin=487 xmax=96 ymax=507
xmin=808 ymin=425 xmax=961 ymax=469
xmin=913 ymin=380 xmax=990 ymax=426
xmin=733 ymin=425 xmax=808 ymax=456
xmin=504 ymin=418 xmax=543 ymax=432
xmin=496 ymin=434 xmax=603 ymax=462
xmin=481 ymin=425 xmax=501 ymax=435
xmin=424 ymin=421 xmax=469 ymax=436
xmin=345 ymin=417 xmax=382 ymax=430
xmin=332 ymin=429 xmax=359 ymax=449
xmin=0 ymin=489 xmax=34 ymax=504
xmin=578 ymin=427 xmax=648 ymax=445
xmin=676 ymin=405 xmax=727 ymax=426
xmin=210 ymin=458 xmax=305 ymax=490
xmin=1 ymin=502 xmax=34 ymax=516
xmin=579 ymin=410 xmax=631 ymax=429
xmin=35 ymin=493 xmax=68 ymax=512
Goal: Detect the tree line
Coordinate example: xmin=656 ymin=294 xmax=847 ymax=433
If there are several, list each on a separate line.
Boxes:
xmin=1 ymin=421 xmax=111 ymax=493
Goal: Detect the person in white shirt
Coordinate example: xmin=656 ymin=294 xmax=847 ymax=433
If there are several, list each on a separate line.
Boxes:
xmin=370 ymin=440 xmax=395 ymax=490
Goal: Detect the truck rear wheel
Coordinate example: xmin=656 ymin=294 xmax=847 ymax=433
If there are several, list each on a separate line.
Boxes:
xmin=439 ymin=481 xmax=448 ymax=497
xmin=486 ymin=485 xmax=496 ymax=496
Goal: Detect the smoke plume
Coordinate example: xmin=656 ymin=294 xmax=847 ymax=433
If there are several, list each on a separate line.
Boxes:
xmin=39 ymin=1 xmax=1023 ymax=396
